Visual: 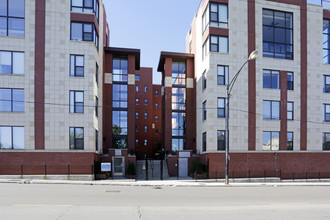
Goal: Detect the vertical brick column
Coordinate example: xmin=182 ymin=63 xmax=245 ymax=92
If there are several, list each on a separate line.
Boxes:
xmin=300 ymin=1 xmax=308 ymax=151
xmin=280 ymin=71 xmax=288 ymax=150
xmin=35 ymin=0 xmax=46 ymax=150
xmin=185 ymin=58 xmax=196 ymax=151
xmin=164 ymin=57 xmax=172 ymax=153
xmin=127 ymin=55 xmax=136 ymax=154
xmin=248 ymin=0 xmax=256 ymax=151
xmin=103 ymin=53 xmax=113 ymax=151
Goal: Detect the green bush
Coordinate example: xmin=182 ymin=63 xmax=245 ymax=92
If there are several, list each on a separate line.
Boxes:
xmin=127 ymin=163 xmax=136 ymax=176
xmin=193 ymin=161 xmax=205 ymax=174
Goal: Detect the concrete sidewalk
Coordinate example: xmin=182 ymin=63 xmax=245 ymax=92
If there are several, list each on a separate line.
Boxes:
xmin=1 ymin=177 xmax=330 ymax=187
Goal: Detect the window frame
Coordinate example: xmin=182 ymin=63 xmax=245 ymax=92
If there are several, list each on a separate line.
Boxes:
xmin=287 ymin=132 xmax=293 ymax=150
xmin=0 ymin=88 xmax=24 ymax=112
xmin=0 ymin=126 xmax=24 ymax=149
xmin=287 ymin=72 xmax=294 ymax=90
xmin=95 ymin=96 xmax=98 ymax=118
xmin=217 ymin=130 xmax=226 ymax=151
xmin=262 ymin=131 xmax=280 ymax=151
xmin=263 ymin=100 xmax=280 ymax=120
xmin=0 ymin=51 xmax=24 ymax=75
xmin=71 ymin=0 xmax=99 ymax=22
xmin=70 ymin=22 xmax=98 ymax=49
xmin=202 ymin=101 xmax=207 ymax=121
xmin=69 ymin=90 xmax=84 ymax=113
xmin=217 ymin=97 xmax=226 ymax=118
xmin=323 ymin=132 xmax=330 ymax=150
xmin=70 ymin=55 xmax=84 ymax=77
xmin=287 ymin=101 xmax=293 ymax=120
xmin=324 ymin=104 xmax=330 ymax=122
xmin=0 ymin=0 xmax=25 ymax=37
xmin=202 ymin=70 xmax=207 ymax=91
xmin=217 ymin=65 xmax=229 ymax=85
xmin=324 ymin=75 xmax=330 ymax=93
xmin=323 ymin=19 xmax=330 ymax=64
xmin=263 ymin=69 xmax=280 ymax=89
xmin=209 ymin=35 xmax=228 ymax=53
xmin=69 ymin=127 xmax=84 ymax=150
xmin=202 ymin=132 xmax=207 ymax=152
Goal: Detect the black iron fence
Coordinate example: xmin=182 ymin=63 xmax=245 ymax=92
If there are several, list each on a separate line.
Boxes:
xmin=0 ymin=165 xmax=94 ymax=176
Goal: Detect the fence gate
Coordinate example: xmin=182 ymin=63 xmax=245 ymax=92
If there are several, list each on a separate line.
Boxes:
xmin=112 ymin=156 xmax=125 ymax=177
xmin=178 ymin=158 xmax=188 ymax=177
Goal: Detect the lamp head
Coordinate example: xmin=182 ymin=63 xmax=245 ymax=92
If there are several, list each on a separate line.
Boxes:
xmin=248 ymin=50 xmax=258 ymax=60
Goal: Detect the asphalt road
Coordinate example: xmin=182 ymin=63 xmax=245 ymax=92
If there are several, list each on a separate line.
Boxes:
xmin=0 ymin=183 xmax=330 ymax=220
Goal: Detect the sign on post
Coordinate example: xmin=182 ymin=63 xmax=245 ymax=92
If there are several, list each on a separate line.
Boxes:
xmin=101 ymin=163 xmax=111 ymax=172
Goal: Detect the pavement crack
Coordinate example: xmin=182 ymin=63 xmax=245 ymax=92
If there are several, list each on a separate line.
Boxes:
xmin=137 ymin=206 xmax=143 ymax=219
xmin=55 ymin=206 xmax=71 ymax=220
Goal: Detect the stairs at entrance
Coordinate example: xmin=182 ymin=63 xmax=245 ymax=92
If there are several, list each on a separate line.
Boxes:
xmin=136 ymin=160 xmax=169 ymax=180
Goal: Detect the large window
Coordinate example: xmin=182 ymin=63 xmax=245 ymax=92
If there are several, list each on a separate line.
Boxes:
xmin=287 ymin=101 xmax=293 ymax=120
xmin=0 ymin=0 xmax=25 ymax=37
xmin=0 ymin=89 xmax=24 ymax=112
xmin=263 ymin=131 xmax=279 ymax=151
xmin=324 ymin=19 xmax=330 ymax=64
xmin=0 ymin=126 xmax=24 ymax=149
xmin=217 ymin=65 xmax=229 ymax=85
xmin=202 ymin=2 xmax=228 ymax=33
xmin=172 ymin=87 xmax=185 ymax=110
xmin=0 ymin=51 xmax=24 ymax=75
xmin=70 ymin=22 xmax=98 ymax=49
xmin=217 ymin=98 xmax=226 ymax=118
xmin=287 ymin=132 xmax=293 ymax=150
xmin=263 ymin=9 xmax=293 ymax=60
xmin=69 ymin=91 xmax=84 ymax=113
xmin=112 ymin=111 xmax=127 ymax=135
xmin=71 ymin=0 xmax=99 ymax=21
xmin=324 ymin=104 xmax=330 ymax=122
xmin=112 ymin=84 xmax=128 ymax=108
xmin=263 ymin=70 xmax=280 ymax=89
xmin=202 ymin=101 xmax=207 ymax=121
xmin=202 ymin=132 xmax=206 ymax=152
xmin=263 ymin=100 xmax=280 ymax=120
xmin=324 ymin=75 xmax=330 ymax=93
xmin=202 ymin=38 xmax=209 ymax=60
xmin=210 ymin=35 xmax=228 ymax=53
xmin=172 ymin=61 xmax=186 ymax=86
xmin=172 ymin=112 xmax=185 ymax=136
xmin=70 ymin=55 xmax=84 ymax=77
xmin=323 ymin=133 xmax=330 ymax=150
xmin=113 ymin=57 xmax=128 ymax=82
xmin=287 ymin=72 xmax=294 ymax=90
xmin=69 ymin=127 xmax=84 ymax=150
xmin=217 ymin=130 xmax=225 ymax=151
xmin=202 ymin=71 xmax=206 ymax=91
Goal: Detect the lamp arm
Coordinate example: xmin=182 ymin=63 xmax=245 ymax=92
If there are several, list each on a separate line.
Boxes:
xmin=227 ymin=59 xmax=249 ymax=96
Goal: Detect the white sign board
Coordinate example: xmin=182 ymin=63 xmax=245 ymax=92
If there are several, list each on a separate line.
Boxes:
xmin=115 ymin=149 xmax=122 ymax=156
xmin=101 ymin=163 xmax=111 ymax=172
xmin=179 ymin=152 xmax=191 ymax=158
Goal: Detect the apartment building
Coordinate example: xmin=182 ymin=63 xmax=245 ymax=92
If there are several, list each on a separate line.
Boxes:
xmin=0 ymin=0 xmax=108 ymax=176
xmin=186 ymin=0 xmax=330 ymax=178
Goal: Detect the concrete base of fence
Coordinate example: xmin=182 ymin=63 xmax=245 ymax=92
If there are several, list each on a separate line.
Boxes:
xmin=0 ymin=175 xmax=93 ymax=181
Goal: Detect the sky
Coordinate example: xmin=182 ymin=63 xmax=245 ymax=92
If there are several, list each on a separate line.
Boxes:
xmin=103 ymin=0 xmax=201 ymax=84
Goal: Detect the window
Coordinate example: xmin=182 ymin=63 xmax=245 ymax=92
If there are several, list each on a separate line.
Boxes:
xmin=217 ymin=65 xmax=229 ymax=85
xmin=172 ymin=87 xmax=186 ymax=110
xmin=263 ymin=70 xmax=280 ymax=89
xmin=135 ymin=75 xmax=140 ymax=81
xmin=323 ymin=133 xmax=330 ymax=150
xmin=136 ymin=112 xmax=139 ymax=119
xmin=0 ymin=0 xmax=25 ymax=37
xmin=136 ymin=139 xmax=139 ymax=146
xmin=155 ymin=90 xmax=159 ymax=96
xmin=144 ymin=99 xmax=148 ymax=105
xmin=287 ymin=132 xmax=293 ymax=150
xmin=144 ymin=86 xmax=148 ymax=92
xmin=172 ymin=61 xmax=186 ymax=86
xmin=69 ymin=91 xmax=84 ymax=113
xmin=324 ymin=75 xmax=330 ymax=93
xmin=287 ymin=72 xmax=293 ymax=90
xmin=155 ymin=115 xmax=158 ymax=122
xmin=202 ymin=101 xmax=207 ymax=121
xmin=95 ymin=96 xmax=98 ymax=117
xmin=70 ymin=22 xmax=98 ymax=48
xmin=0 ymin=126 xmax=24 ymax=149
xmin=0 ymin=89 xmax=24 ymax=112
xmin=202 ymin=38 xmax=209 ymax=60
xmin=172 ymin=138 xmax=184 ymax=152
xmin=324 ymin=104 xmax=330 ymax=122
xmin=95 ymin=63 xmax=99 ymax=85
xmin=0 ymin=51 xmax=24 ymax=75
xmin=202 ymin=3 xmax=228 ymax=32
xmin=172 ymin=112 xmax=185 ymax=136
xmin=113 ymin=57 xmax=128 ymax=82
xmin=155 ymin=103 xmax=158 ymax=109
xmin=144 ymin=126 xmax=147 ymax=132
xmin=136 ymin=126 xmax=139 ymax=132
xmin=144 ymin=113 xmax=147 ymax=119
xmin=71 ymin=0 xmax=99 ymax=21
xmin=155 ymin=128 xmax=158 ymax=134
xmin=287 ymin=102 xmax=293 ymax=120
xmin=262 ymin=131 xmax=279 ymax=151
xmin=70 ymin=55 xmax=84 ymax=77
xmin=69 ymin=127 xmax=84 ymax=150
xmin=136 ymin=85 xmax=139 ymax=92
xmin=202 ymin=71 xmax=207 ymax=91
xmin=217 ymin=98 xmax=226 ymax=118
xmin=323 ymin=19 xmax=330 ymax=64
xmin=136 ymin=99 xmax=139 ymax=105
xmin=263 ymin=100 xmax=280 ymax=120
xmin=95 ymin=129 xmax=98 ymax=151
xmin=202 ymin=132 xmax=207 ymax=152
xmin=263 ymin=9 xmax=293 ymax=60
xmin=112 ymin=84 xmax=128 ymax=108
xmin=210 ymin=35 xmax=228 ymax=53
xmin=217 ymin=130 xmax=225 ymax=151
xmin=144 ymin=139 xmax=147 ymax=146
xmin=112 ymin=111 xmax=127 ymax=135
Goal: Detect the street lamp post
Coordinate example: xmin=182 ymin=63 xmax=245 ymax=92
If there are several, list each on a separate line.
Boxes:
xmin=225 ymin=50 xmax=258 ymax=185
